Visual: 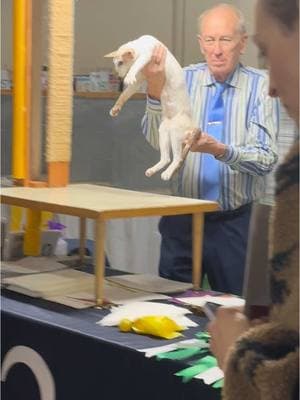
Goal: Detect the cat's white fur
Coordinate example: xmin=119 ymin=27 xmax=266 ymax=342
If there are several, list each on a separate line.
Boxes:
xmin=105 ymin=35 xmax=199 ymax=181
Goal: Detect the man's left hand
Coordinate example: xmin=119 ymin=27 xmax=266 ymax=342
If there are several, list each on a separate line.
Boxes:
xmin=184 ymin=131 xmax=227 ymax=157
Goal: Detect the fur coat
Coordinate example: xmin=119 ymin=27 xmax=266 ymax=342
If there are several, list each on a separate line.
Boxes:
xmin=223 ymin=141 xmax=299 ymax=400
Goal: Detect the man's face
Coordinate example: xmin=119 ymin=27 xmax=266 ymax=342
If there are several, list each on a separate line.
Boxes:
xmin=254 ymin=1 xmax=299 ymax=123
xmin=198 ymin=8 xmax=247 ymax=82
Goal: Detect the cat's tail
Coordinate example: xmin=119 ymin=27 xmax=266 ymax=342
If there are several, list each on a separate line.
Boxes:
xmin=181 ymin=128 xmax=201 ymax=160
xmin=168 ymin=128 xmax=201 ymax=179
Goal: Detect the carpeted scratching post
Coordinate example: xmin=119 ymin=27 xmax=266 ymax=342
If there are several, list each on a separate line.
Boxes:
xmin=47 ymin=0 xmax=74 ymax=187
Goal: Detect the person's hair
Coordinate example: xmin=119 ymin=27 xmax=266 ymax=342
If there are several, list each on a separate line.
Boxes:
xmin=261 ymin=0 xmax=299 ymax=32
xmin=198 ymin=3 xmax=247 ymax=35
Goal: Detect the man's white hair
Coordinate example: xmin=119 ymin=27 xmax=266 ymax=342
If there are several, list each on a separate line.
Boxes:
xmin=198 ymin=3 xmax=247 ymax=35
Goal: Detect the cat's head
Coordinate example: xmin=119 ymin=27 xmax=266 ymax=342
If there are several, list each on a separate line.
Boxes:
xmin=104 ymin=44 xmax=138 ymax=78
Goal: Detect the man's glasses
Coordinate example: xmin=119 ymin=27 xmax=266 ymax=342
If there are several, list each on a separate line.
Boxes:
xmin=198 ymin=35 xmax=238 ymax=48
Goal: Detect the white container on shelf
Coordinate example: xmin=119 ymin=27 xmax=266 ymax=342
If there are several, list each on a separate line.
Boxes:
xmin=89 ymin=70 xmax=110 ymax=92
xmin=74 ymin=75 xmax=91 ymax=92
xmin=54 ymin=237 xmax=68 ymax=256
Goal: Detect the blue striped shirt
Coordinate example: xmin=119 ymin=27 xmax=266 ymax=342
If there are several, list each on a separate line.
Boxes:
xmin=260 ymin=104 xmax=298 ymax=206
xmin=141 ymin=62 xmax=279 ymax=210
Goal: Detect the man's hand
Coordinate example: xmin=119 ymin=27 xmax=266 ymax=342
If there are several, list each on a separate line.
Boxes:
xmin=184 ymin=131 xmax=227 ymax=158
xmin=142 ymin=44 xmax=167 ymax=100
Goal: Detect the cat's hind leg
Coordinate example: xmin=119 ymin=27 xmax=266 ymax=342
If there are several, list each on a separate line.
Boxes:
xmin=160 ymin=126 xmax=183 ymax=181
xmin=145 ymin=121 xmax=171 ymax=177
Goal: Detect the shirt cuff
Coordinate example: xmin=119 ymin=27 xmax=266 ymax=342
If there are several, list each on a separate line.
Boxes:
xmin=147 ymin=96 xmax=162 ymax=112
xmin=216 ymin=145 xmax=239 ymax=164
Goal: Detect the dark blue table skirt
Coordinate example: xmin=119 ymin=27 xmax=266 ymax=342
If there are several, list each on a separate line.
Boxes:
xmin=1 ymin=289 xmax=221 ymax=400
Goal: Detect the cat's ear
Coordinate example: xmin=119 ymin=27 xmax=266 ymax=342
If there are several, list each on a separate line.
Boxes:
xmin=121 ymin=49 xmax=135 ymax=62
xmin=104 ymin=50 xmax=119 ymax=58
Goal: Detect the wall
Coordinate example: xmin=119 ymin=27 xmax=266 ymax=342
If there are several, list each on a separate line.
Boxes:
xmin=1 ymin=94 xmax=170 ymax=192
xmin=1 ymin=93 xmax=165 ymax=274
xmin=0 ymin=0 xmax=259 ymax=275
xmin=1 ymin=0 xmax=259 ymax=74
xmin=183 ymin=0 xmax=258 ymax=66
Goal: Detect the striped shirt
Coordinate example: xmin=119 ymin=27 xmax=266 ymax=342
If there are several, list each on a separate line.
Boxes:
xmin=141 ymin=62 xmax=279 ymax=210
xmin=260 ymin=104 xmax=298 ymax=206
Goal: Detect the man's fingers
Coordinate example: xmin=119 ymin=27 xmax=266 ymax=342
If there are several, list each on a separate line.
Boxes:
xmin=183 ymin=128 xmax=201 ymax=145
xmin=151 ymin=44 xmax=166 ymax=66
xmin=157 ymin=45 xmax=167 ymax=65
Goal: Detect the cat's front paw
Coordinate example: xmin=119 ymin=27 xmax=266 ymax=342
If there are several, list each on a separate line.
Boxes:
xmin=145 ymin=168 xmax=155 ymax=177
xmin=124 ymin=73 xmax=137 ymax=86
xmin=110 ymin=105 xmax=121 ymax=117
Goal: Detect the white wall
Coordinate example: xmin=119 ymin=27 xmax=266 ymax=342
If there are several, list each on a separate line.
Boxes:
xmin=1 ymin=0 xmax=13 ymax=72
xmin=236 ymin=0 xmax=259 ymax=67
xmin=182 ymin=0 xmax=259 ymax=67
xmin=74 ymin=0 xmax=174 ymax=73
xmin=1 ymin=0 xmax=259 ymax=74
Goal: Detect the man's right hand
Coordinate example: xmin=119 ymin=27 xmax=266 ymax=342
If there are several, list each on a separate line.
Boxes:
xmin=142 ymin=44 xmax=167 ymax=100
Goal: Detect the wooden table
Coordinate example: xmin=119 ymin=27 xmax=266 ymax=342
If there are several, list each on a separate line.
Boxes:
xmin=1 ymin=184 xmax=218 ymax=305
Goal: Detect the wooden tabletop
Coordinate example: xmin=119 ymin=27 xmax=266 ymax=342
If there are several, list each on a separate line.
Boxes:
xmin=1 ymin=184 xmax=218 ymax=219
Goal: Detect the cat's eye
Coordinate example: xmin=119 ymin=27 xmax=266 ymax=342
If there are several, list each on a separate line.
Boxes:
xmin=117 ymin=61 xmax=123 ymax=67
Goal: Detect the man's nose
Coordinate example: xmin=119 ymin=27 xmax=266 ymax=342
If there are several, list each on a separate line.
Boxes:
xmin=213 ymin=41 xmax=223 ymax=55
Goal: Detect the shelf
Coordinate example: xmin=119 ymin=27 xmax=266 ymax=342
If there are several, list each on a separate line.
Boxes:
xmin=1 ymin=89 xmax=146 ymax=100
xmin=1 ymin=89 xmax=12 ymax=95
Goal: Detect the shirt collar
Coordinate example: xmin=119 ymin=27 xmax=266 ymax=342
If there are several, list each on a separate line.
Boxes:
xmin=201 ymin=63 xmax=243 ymax=89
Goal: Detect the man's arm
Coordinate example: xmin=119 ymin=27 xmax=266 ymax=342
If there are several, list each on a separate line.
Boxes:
xmin=217 ymin=79 xmax=279 ymax=176
xmin=143 ymin=45 xmax=166 ymax=100
xmin=141 ymin=45 xmax=166 ymax=150
xmin=141 ymin=97 xmax=162 ymax=151
xmin=187 ymin=76 xmax=279 ymax=176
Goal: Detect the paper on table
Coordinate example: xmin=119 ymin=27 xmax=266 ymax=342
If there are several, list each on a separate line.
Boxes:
xmin=175 ymin=295 xmax=245 ymax=308
xmin=139 ymin=343 xmax=180 ymax=358
xmin=104 ymin=284 xmax=170 ymax=305
xmin=2 ymin=269 xmax=170 ymax=308
xmin=139 ymin=339 xmax=203 ymax=358
xmin=98 ymin=301 xmax=197 ymax=328
xmin=194 ymin=366 xmax=224 ymax=384
xmin=106 ymin=273 xmax=192 ymax=293
xmin=2 ymin=269 xmax=94 ymax=298
xmin=1 ymin=256 xmax=67 ymax=275
xmin=62 ymin=282 xmax=170 ymax=307
xmin=46 ymin=294 xmax=94 ymax=309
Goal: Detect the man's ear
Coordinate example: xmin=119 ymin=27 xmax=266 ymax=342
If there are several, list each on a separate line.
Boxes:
xmin=121 ymin=49 xmax=135 ymax=62
xmin=239 ymin=34 xmax=248 ymax=55
xmin=197 ymin=35 xmax=205 ymax=56
xmin=104 ymin=50 xmax=119 ymax=58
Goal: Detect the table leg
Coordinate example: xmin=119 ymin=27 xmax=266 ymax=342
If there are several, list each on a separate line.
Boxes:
xmin=192 ymin=212 xmax=204 ymax=290
xmin=94 ymin=217 xmax=106 ymax=306
xmin=79 ymin=217 xmax=86 ymax=264
xmin=24 ymin=209 xmax=42 ymax=256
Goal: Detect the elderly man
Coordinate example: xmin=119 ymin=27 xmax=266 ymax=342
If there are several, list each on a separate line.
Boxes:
xmin=142 ymin=3 xmax=279 ymax=295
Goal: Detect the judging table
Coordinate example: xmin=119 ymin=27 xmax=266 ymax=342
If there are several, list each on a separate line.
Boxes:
xmin=1 ymin=288 xmax=221 ymax=400
xmin=0 ymin=184 xmax=218 ymax=304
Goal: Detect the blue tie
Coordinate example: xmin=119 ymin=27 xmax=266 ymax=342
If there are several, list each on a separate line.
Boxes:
xmin=201 ymin=82 xmax=227 ymax=200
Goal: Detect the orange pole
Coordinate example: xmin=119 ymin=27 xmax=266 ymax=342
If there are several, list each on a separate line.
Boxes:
xmin=23 ymin=208 xmax=41 ymax=256
xmin=12 ymin=0 xmax=28 ymax=180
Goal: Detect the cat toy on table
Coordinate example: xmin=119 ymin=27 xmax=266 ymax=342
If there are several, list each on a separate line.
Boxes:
xmin=105 ymin=35 xmax=200 ymax=181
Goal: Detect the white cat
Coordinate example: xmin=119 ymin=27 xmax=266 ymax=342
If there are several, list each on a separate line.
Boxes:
xmin=105 ymin=35 xmax=199 ymax=181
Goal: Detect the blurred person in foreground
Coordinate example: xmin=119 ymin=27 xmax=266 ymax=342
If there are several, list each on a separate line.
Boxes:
xmin=208 ymin=0 xmax=299 ymax=399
